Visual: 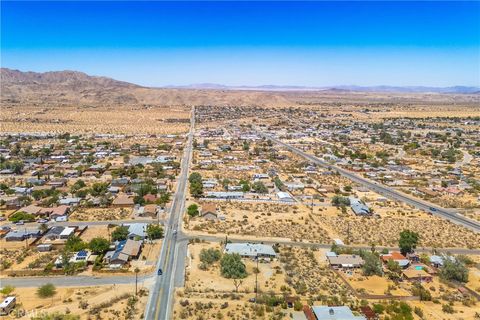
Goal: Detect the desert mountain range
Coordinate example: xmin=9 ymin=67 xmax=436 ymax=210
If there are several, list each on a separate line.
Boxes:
xmin=1 ymin=68 xmax=478 ymax=107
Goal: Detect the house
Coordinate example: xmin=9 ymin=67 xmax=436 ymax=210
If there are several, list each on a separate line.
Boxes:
xmin=224 ymin=243 xmax=276 ymax=260
xmin=417 ymin=187 xmax=438 ymax=197
xmin=201 ymin=203 xmax=218 ymax=220
xmin=143 ymin=194 xmax=157 ymax=203
xmin=311 ymin=306 xmax=366 ymax=320
xmin=126 ymin=223 xmax=148 ymax=240
xmin=303 ymin=305 xmax=316 ymax=320
xmin=277 ymin=191 xmax=295 ymax=202
xmin=142 ymin=204 xmax=158 ymax=218
xmin=402 ymin=269 xmax=432 ymax=282
xmin=253 ymin=173 xmax=269 ymax=180
xmin=0 ymin=226 xmax=11 ymax=238
xmin=429 ymin=255 xmax=455 ymax=268
xmin=104 ymin=239 xmax=142 ymax=267
xmin=54 ymin=250 xmax=91 ymax=267
xmin=121 ymin=239 xmax=142 ymax=258
xmin=5 ymin=229 xmax=42 ymax=241
xmin=349 ymin=197 xmax=371 ymax=216
xmin=58 ymin=197 xmax=81 ymax=206
xmin=112 ymin=194 xmax=134 ymax=208
xmin=111 ymin=178 xmax=129 ymax=187
xmin=108 ymin=186 xmax=121 ymax=194
xmin=0 ymin=296 xmax=16 ymax=316
xmin=17 ymin=204 xmax=42 ymax=216
xmin=44 ymin=226 xmax=75 ymax=241
xmin=327 ymin=253 xmax=364 ymax=269
xmin=205 ymin=191 xmax=244 ymax=199
xmin=50 ymin=205 xmax=70 ymax=220
xmin=71 ymin=250 xmax=91 ymax=262
xmin=381 ymin=252 xmax=410 ymax=268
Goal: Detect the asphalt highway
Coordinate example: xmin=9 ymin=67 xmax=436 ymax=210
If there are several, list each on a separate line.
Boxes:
xmin=259 ymin=131 xmax=480 ymax=233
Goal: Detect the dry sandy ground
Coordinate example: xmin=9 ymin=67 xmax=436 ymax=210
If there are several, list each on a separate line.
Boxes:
xmin=1 ymin=105 xmax=190 ymax=135
xmin=347 ymin=274 xmax=411 ymax=296
xmin=186 ymin=201 xmax=332 ymax=243
xmin=70 ymin=207 xmax=133 ymax=221
xmin=185 ymin=242 xmax=285 ymax=294
xmin=3 ymin=284 xmax=148 ymax=319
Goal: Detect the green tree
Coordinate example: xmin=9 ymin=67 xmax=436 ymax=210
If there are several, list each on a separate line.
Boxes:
xmin=399 ymin=230 xmax=420 ymax=255
xmin=65 ymin=236 xmax=87 ymax=252
xmin=362 ymin=252 xmax=382 ymax=276
xmin=111 ymin=226 xmax=130 ymax=241
xmin=156 ymin=192 xmax=170 ymax=206
xmin=220 ymin=253 xmax=247 ymax=279
xmin=88 ymin=237 xmax=110 ymax=254
xmin=439 ymin=258 xmax=469 ymax=283
xmin=89 ymin=182 xmax=109 ymax=196
xmin=252 ymin=181 xmax=268 ymax=194
xmin=187 ymin=204 xmax=199 ymax=217
xmin=331 ymin=195 xmax=350 ymax=207
xmin=146 ymin=224 xmax=164 ymax=240
xmin=9 ymin=211 xmax=35 ymax=222
xmin=37 ymin=283 xmax=57 ymax=298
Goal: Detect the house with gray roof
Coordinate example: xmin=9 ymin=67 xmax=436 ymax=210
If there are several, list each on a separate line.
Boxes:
xmin=348 ymin=196 xmax=371 ymax=216
xmin=224 ymin=243 xmax=276 ymax=260
xmin=311 ymin=306 xmax=366 ymax=320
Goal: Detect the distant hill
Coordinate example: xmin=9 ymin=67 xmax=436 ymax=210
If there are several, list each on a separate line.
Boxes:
xmin=169 ymin=83 xmax=480 ymax=94
xmin=1 ymin=68 xmax=139 ymax=89
xmin=1 ymin=68 xmax=478 ymax=108
xmin=0 ymin=68 xmax=292 ymax=107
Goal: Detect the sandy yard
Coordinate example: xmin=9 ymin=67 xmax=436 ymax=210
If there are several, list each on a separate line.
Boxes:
xmin=185 ymin=242 xmax=285 ymax=293
xmin=70 ymin=207 xmax=133 ymax=221
xmin=3 ymin=284 xmax=149 ymax=319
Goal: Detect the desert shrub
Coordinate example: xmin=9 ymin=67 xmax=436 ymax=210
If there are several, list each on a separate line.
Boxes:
xmin=31 ymin=313 xmax=79 ymax=320
xmin=199 ymin=248 xmax=221 ymax=267
xmin=37 ymin=283 xmax=57 ymax=298
xmin=0 ymin=285 xmax=15 ymax=296
xmin=442 ymin=303 xmax=455 ymax=314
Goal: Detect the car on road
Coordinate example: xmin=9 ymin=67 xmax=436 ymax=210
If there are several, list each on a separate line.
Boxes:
xmin=173 ymin=229 xmax=177 ymax=236
xmin=429 ymin=207 xmax=437 ymax=212
xmin=157 ymin=268 xmax=163 ymax=276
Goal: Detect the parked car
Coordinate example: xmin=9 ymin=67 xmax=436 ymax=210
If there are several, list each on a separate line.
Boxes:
xmin=37 ymin=219 xmax=48 ymax=223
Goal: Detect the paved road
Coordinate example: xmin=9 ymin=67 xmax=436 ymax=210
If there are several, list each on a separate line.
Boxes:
xmin=144 ymin=108 xmax=194 ymax=320
xmin=0 ymin=274 xmax=152 ymax=288
xmin=3 ymin=229 xmax=479 ymax=289
xmin=259 ymin=131 xmax=480 ymax=233
xmin=2 ymin=219 xmax=163 ymax=229
xmin=185 ymin=233 xmax=480 ymax=255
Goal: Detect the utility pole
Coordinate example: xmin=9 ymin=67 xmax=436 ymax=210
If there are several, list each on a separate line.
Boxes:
xmin=255 ymin=254 xmax=259 ymax=304
xmin=310 ymin=196 xmax=314 ymax=215
xmin=134 ymin=267 xmax=140 ymax=296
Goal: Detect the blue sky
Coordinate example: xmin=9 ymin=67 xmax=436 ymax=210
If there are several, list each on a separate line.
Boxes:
xmin=2 ymin=1 xmax=479 ymax=87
